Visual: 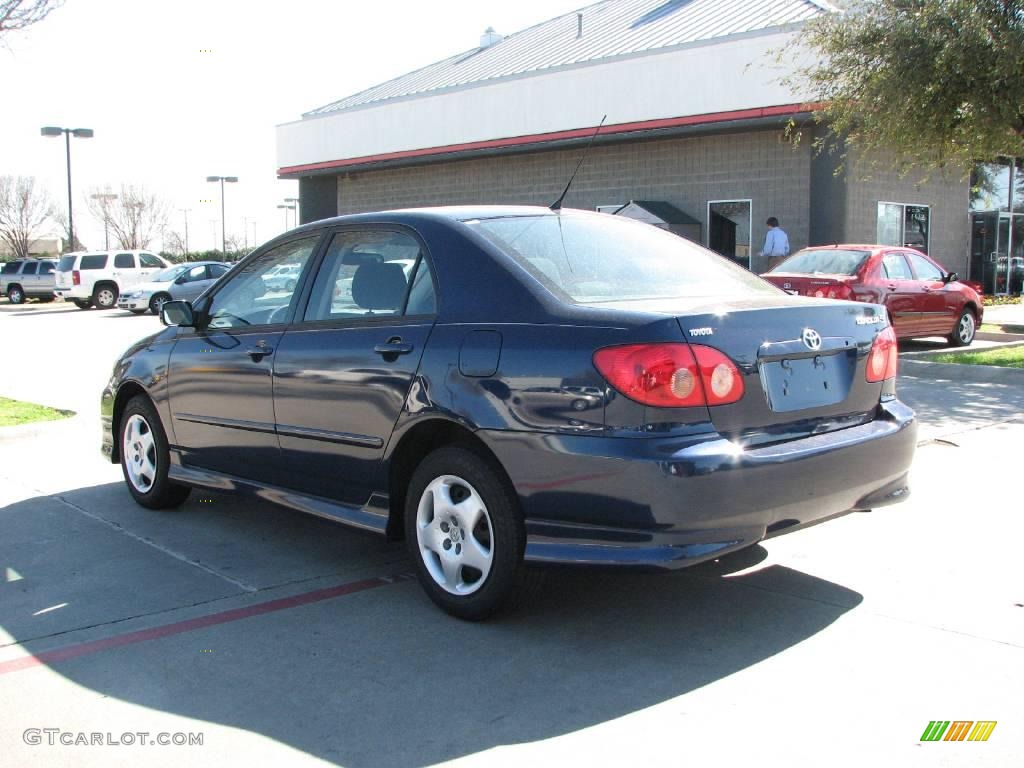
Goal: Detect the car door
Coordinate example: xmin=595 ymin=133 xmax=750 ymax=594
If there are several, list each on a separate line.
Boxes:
xmin=272 ymin=228 xmax=437 ymax=506
xmin=166 ymin=234 xmax=323 ymax=480
xmin=905 ymin=250 xmax=955 ymax=335
xmin=38 ymin=260 xmax=56 ymax=294
xmin=878 ymin=251 xmax=921 ymax=336
xmin=19 ymin=261 xmax=39 ymax=295
xmin=170 ymin=264 xmax=211 ymax=302
xmin=112 ymin=252 xmax=139 ymax=288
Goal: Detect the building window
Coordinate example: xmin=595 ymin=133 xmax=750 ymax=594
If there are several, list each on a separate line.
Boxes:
xmin=707 ymin=200 xmax=752 ymax=269
xmin=877 ymin=202 xmax=930 ymax=254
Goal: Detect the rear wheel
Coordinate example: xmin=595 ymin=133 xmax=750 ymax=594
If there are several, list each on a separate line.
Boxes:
xmin=119 ymin=395 xmax=191 ymax=509
xmin=949 ymin=309 xmax=976 ymax=347
xmin=149 ymin=292 xmax=171 ymax=315
xmin=405 ymin=446 xmax=531 ymax=620
xmin=72 ymin=299 xmax=92 ymax=309
xmin=7 ymin=285 xmax=24 ymax=304
xmin=93 ymin=284 xmax=118 ymax=309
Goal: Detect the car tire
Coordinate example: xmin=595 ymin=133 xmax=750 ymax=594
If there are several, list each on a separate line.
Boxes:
xmin=93 ymin=284 xmax=118 ymax=309
xmin=72 ymin=299 xmax=92 ymax=309
xmin=7 ymin=285 xmax=24 ymax=304
xmin=119 ymin=395 xmax=191 ymax=510
xmin=405 ymin=445 xmax=535 ymax=620
xmin=949 ymin=309 xmax=976 ymax=347
xmin=149 ymin=293 xmax=171 ymax=315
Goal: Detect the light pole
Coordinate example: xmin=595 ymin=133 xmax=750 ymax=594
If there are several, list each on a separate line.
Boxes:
xmin=285 ymin=197 xmax=300 ymax=226
xmin=277 ymin=204 xmax=295 ymax=231
xmin=180 ymin=208 xmax=191 ymax=256
xmin=91 ymin=192 xmax=117 ymax=249
xmin=206 ymin=175 xmax=238 ymax=254
xmin=41 ymin=126 xmax=94 ymax=252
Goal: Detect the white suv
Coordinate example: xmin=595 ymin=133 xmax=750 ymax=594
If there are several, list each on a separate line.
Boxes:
xmin=54 ymin=250 xmax=170 ymax=309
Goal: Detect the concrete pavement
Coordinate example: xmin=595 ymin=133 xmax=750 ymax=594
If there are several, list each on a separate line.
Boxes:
xmin=1 ymin=301 xmax=1021 ymax=767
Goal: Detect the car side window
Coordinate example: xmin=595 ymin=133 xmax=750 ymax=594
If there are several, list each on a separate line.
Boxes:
xmin=114 ymin=253 xmax=135 ymax=269
xmin=139 ymin=253 xmax=164 ymax=268
xmin=1 ymin=262 xmax=19 ymax=274
xmin=40 ymin=262 xmax=55 ymax=274
xmin=21 ymin=262 xmax=38 ymax=275
xmin=405 ymin=258 xmax=437 ymax=315
xmin=881 ymin=252 xmax=912 ymax=280
xmin=183 ymin=265 xmax=206 ymax=283
xmin=907 ymin=252 xmax=943 ymax=282
xmin=205 ymin=236 xmax=319 ymax=329
xmin=208 ymin=264 xmax=230 ymax=278
xmin=303 ymin=230 xmax=421 ymax=322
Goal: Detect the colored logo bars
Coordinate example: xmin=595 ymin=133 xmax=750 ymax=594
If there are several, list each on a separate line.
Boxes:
xmin=920 ymin=721 xmax=997 ymax=742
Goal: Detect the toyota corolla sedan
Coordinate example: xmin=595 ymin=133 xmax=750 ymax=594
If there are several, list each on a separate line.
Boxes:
xmin=762 ymin=245 xmax=983 ymax=346
xmin=102 ymin=207 xmax=917 ymax=619
xmin=117 ymin=261 xmax=232 ymax=315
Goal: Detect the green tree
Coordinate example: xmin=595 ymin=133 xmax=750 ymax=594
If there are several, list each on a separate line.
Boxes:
xmin=790 ymin=0 xmax=1024 ymax=171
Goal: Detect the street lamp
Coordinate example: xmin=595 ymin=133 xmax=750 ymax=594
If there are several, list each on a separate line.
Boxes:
xmin=41 ymin=126 xmax=94 ymax=252
xmin=284 ymin=197 xmax=300 ymax=226
xmin=206 ymin=175 xmax=238 ymax=254
xmin=91 ymin=192 xmax=117 ymax=249
xmin=277 ymin=204 xmax=295 ymax=231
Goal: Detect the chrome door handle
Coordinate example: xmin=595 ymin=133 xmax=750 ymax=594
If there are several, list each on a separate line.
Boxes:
xmin=374 ymin=338 xmax=413 ymax=356
xmin=247 ymin=345 xmax=274 ymax=362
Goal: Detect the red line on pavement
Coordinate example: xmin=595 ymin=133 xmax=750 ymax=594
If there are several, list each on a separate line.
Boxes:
xmin=0 ymin=574 xmax=411 ymax=676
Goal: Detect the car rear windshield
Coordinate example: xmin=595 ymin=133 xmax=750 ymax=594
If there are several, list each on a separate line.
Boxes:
xmin=769 ymin=249 xmax=870 ymax=276
xmin=79 ymin=255 xmax=108 ymax=270
xmin=58 ymin=256 xmax=76 ymax=271
xmin=466 ymin=213 xmax=779 ymax=303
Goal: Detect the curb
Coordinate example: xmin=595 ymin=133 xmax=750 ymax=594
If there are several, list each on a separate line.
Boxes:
xmin=899 ymin=357 xmax=1024 ymax=385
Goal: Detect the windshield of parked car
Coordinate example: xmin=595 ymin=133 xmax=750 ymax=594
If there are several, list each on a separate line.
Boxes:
xmin=769 ymin=249 xmax=870 ymax=276
xmin=153 ymin=264 xmax=191 ymax=282
xmin=466 ymin=213 xmax=779 ymax=303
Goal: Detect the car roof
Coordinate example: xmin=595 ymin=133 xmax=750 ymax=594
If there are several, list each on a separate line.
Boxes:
xmin=286 ymin=205 xmax=590 ymax=235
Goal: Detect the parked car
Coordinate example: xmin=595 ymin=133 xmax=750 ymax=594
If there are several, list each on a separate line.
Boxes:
xmin=262 ymin=263 xmax=302 ymax=292
xmin=762 ymin=245 xmax=983 ymax=346
xmin=0 ymin=258 xmax=59 ymax=304
xmin=54 ymin=250 xmax=171 ymax=309
xmin=117 ymin=261 xmax=232 ymax=315
xmin=102 ymin=208 xmax=917 ymax=619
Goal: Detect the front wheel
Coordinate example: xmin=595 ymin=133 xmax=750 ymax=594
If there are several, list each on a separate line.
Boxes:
xmin=949 ymin=309 xmax=976 ymax=347
xmin=7 ymin=286 xmax=24 ymax=304
xmin=119 ymin=396 xmax=191 ymax=509
xmin=149 ymin=292 xmax=171 ymax=315
xmin=405 ymin=446 xmax=532 ymax=620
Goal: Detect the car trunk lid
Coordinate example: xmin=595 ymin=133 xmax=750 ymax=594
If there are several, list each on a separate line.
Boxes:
xmin=762 ymin=272 xmax=856 ymax=300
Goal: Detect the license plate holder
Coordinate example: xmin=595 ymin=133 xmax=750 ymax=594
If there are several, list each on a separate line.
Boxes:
xmin=759 ymin=352 xmax=851 ymax=412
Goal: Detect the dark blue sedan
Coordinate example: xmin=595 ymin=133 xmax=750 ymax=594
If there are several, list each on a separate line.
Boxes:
xmin=102 ymin=207 xmax=917 ymax=619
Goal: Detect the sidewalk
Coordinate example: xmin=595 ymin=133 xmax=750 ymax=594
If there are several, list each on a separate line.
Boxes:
xmin=982 ymin=300 xmax=1024 ymax=330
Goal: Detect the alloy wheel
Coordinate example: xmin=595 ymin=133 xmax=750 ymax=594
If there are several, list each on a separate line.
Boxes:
xmin=122 ymin=414 xmax=157 ymax=493
xmin=958 ymin=312 xmax=975 ymax=344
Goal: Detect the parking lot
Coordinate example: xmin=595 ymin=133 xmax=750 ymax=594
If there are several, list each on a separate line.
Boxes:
xmin=1 ymin=300 xmax=1022 ymax=767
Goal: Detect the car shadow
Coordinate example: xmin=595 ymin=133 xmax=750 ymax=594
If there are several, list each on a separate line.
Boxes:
xmin=0 ymin=305 xmax=81 ymax=317
xmin=1 ymin=484 xmax=862 ymax=766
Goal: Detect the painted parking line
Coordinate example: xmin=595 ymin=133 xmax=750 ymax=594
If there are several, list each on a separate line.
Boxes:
xmin=0 ymin=573 xmax=414 ymax=677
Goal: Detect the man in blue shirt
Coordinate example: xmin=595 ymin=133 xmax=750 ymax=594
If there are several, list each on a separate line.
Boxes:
xmin=760 ymin=217 xmax=790 ymax=269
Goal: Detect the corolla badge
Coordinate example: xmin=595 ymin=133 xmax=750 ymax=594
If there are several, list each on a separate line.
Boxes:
xmin=802 ymin=328 xmax=822 ymax=350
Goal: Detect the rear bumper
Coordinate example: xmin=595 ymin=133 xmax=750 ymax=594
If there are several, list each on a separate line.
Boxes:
xmin=483 ymin=399 xmax=917 ymax=569
xmin=54 ymin=287 xmax=88 ymax=300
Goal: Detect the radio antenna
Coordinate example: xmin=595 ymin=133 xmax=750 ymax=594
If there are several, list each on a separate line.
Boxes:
xmin=550 ymin=115 xmax=606 ymax=211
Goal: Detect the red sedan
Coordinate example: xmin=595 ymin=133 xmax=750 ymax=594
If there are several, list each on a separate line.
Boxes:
xmin=763 ymin=245 xmax=983 ymax=346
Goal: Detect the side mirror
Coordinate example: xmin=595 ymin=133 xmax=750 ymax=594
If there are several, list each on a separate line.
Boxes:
xmin=944 ymin=271 xmax=959 ymax=284
xmin=161 ymin=300 xmax=196 ymax=327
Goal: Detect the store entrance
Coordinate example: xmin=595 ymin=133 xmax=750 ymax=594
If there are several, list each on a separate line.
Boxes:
xmin=970 ymin=211 xmax=1024 ymax=295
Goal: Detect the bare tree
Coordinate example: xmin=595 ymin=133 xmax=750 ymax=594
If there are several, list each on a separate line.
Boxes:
xmin=49 ymin=206 xmax=86 ymax=252
xmin=87 ymin=185 xmax=168 ymax=250
xmin=0 ymin=0 xmax=63 ymax=36
xmin=0 ymin=175 xmax=52 ymax=260
xmin=163 ymin=230 xmax=187 ymax=259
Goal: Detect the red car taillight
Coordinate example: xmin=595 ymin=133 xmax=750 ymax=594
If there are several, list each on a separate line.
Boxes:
xmin=593 ymin=343 xmax=744 ymax=408
xmin=865 ymin=327 xmax=898 ymax=382
xmin=72 ymin=270 xmax=81 ymax=286
xmin=827 ymin=284 xmax=852 ymax=300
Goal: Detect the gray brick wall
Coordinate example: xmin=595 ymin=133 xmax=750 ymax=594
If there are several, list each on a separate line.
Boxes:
xmin=843 ymin=149 xmax=971 ymax=275
xmin=336 ymin=128 xmax=814 ymax=270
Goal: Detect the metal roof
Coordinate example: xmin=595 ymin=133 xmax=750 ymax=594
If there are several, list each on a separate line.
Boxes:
xmin=306 ymin=0 xmax=834 ymax=118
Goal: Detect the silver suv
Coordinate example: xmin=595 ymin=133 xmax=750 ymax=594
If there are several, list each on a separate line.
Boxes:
xmin=0 ymin=258 xmax=59 ymax=304
xmin=54 ymin=250 xmax=169 ymax=309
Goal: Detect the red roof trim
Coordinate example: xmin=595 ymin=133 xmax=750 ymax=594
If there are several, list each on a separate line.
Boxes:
xmin=278 ymin=103 xmax=820 ymax=177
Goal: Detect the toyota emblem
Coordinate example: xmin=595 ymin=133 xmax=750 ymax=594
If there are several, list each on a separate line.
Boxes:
xmin=802 ymin=328 xmax=822 ymax=350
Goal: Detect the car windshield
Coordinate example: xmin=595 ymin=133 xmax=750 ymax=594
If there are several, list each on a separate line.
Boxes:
xmin=153 ymin=264 xmax=190 ymax=282
xmin=466 ymin=213 xmax=779 ymax=303
xmin=770 ymin=249 xmax=870 ymax=276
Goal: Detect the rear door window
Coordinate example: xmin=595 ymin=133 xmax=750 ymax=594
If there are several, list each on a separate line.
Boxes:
xmin=114 ymin=253 xmax=135 ymax=269
xmin=881 ymin=252 xmax=913 ymax=280
xmin=80 ymin=255 xmax=108 ymax=270
xmin=39 ymin=262 xmax=55 ymax=274
xmin=20 ymin=262 xmax=38 ymax=275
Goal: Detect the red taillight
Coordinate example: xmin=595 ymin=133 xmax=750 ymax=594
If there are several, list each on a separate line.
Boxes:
xmin=72 ymin=270 xmax=81 ymax=286
xmin=827 ymin=284 xmax=852 ymax=300
xmin=593 ymin=343 xmax=743 ymax=408
xmin=866 ymin=327 xmax=898 ymax=382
